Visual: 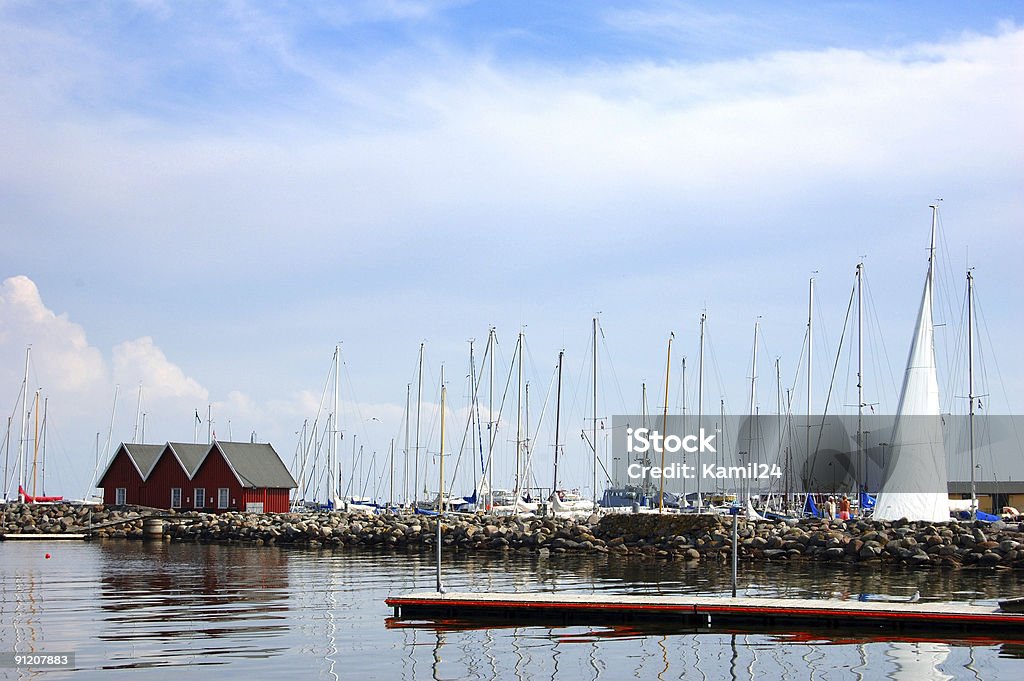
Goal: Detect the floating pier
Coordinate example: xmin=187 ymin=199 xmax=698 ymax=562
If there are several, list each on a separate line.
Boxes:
xmin=386 ymin=591 xmax=1024 ymax=635
xmin=0 ymin=533 xmax=88 ymax=540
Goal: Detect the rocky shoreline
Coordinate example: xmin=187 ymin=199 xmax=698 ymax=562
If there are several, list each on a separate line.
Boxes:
xmin=3 ymin=502 xmax=1023 ymax=569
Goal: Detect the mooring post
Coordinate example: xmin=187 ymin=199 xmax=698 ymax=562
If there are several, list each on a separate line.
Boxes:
xmin=435 ymin=516 xmax=443 ymax=593
xmin=730 ymin=505 xmax=739 ymax=598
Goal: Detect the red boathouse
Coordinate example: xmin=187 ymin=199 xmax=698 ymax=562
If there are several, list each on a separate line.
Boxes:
xmin=99 ymin=441 xmax=296 ymax=513
xmin=96 ymin=443 xmax=165 ymax=506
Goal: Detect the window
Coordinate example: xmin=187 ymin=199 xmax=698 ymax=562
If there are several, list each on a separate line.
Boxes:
xmin=194 ymin=487 xmax=205 ymax=509
xmin=171 ymin=487 xmax=182 ymax=509
xmin=218 ymin=487 xmax=230 ymax=509
xmin=115 ymin=488 xmax=126 ymax=505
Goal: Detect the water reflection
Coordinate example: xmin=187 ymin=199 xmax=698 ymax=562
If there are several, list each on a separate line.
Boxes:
xmin=385 ymin=616 xmax=1024 ymax=681
xmin=2 ymin=541 xmax=1024 ymax=679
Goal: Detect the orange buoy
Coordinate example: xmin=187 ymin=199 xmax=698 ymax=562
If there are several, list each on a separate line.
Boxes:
xmin=45 ymin=553 xmax=51 ymax=559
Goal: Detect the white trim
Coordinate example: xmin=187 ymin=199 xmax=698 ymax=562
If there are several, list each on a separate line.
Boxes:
xmin=96 ymin=444 xmax=144 ymax=486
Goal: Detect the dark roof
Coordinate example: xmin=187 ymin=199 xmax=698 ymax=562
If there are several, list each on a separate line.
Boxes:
xmin=214 ymin=441 xmax=297 ymax=489
xmin=96 ymin=442 xmax=165 ymax=486
xmin=166 ymin=442 xmax=210 ymax=477
xmin=948 ymin=481 xmax=1024 ymax=494
xmin=122 ymin=443 xmax=165 ymax=478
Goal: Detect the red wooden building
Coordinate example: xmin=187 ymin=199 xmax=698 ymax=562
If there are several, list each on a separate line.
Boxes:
xmin=99 ymin=440 xmax=296 ymax=513
xmin=96 ymin=443 xmax=165 ymax=506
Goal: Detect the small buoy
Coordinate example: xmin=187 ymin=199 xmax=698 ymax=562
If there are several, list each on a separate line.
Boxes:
xmin=45 ymin=553 xmax=51 ymax=559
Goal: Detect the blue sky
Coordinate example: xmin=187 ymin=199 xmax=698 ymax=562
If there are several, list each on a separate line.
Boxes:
xmin=1 ymin=1 xmax=1022 ymax=500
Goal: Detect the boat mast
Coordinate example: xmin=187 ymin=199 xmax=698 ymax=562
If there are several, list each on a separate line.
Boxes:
xmin=659 ymin=333 xmax=673 ymax=513
xmin=856 ymin=262 xmax=865 ymax=494
xmin=696 ymin=311 xmax=706 ymax=511
xmin=524 ymin=380 xmax=530 ymax=497
xmin=3 ymin=417 xmax=10 ymax=502
xmin=806 ymin=276 xmax=814 ymax=474
xmin=414 ymin=342 xmax=424 ymax=505
xmin=18 ymin=346 xmax=30 ymax=500
xmin=32 ymin=389 xmax=40 ymax=499
xmin=515 ymin=331 xmax=523 ymax=499
xmin=332 ymin=344 xmax=340 ymax=505
xmin=389 ymin=438 xmax=395 ymax=510
xmin=469 ymin=339 xmax=477 ymax=500
xmin=487 ymin=326 xmax=495 ymax=510
xmin=748 ymin=319 xmax=759 ymax=504
xmin=592 ymin=316 xmax=598 ymax=507
xmin=641 ymin=382 xmax=648 ymax=497
xmin=404 ymin=383 xmax=411 ymax=507
xmin=132 ymin=383 xmax=143 ymax=444
xmin=439 ymin=365 xmax=446 ymax=512
xmin=552 ymin=350 xmax=563 ymax=498
xmin=680 ymin=357 xmax=687 ymax=503
xmin=968 ymin=268 xmax=977 ymax=519
xmin=775 ymin=356 xmax=783 ymax=508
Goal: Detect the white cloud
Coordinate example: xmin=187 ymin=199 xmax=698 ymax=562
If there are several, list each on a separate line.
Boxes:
xmin=112 ymin=336 xmax=208 ymax=402
xmin=0 ymin=275 xmax=105 ymax=393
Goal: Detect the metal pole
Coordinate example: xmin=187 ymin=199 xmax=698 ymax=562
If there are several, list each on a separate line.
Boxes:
xmin=659 ymin=333 xmax=673 ymax=513
xmin=415 ymin=342 xmax=424 ymax=506
xmin=552 ymin=350 xmax=563 ymax=500
xmin=856 ymin=262 xmax=864 ymax=494
xmin=697 ymin=312 xmax=705 ymax=511
xmin=436 ymin=367 xmax=445 ymax=594
xmin=968 ymin=269 xmax=977 ymax=520
xmin=592 ymin=317 xmax=598 ymax=506
xmin=731 ymin=509 xmax=739 ymax=597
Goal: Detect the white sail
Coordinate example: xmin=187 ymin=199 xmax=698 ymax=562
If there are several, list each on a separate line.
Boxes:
xmin=873 ymin=207 xmax=949 ymax=523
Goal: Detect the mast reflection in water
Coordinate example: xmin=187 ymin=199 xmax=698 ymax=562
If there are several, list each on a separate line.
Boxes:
xmin=1 ymin=541 xmax=1023 ymax=679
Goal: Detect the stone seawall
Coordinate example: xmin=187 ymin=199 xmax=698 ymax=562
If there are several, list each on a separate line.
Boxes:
xmin=3 ymin=503 xmax=1023 ymax=569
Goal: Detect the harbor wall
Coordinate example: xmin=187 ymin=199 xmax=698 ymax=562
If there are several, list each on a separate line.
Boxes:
xmin=2 ymin=502 xmax=1023 ymax=569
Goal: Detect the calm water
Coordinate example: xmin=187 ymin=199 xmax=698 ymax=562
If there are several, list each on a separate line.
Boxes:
xmin=2 ymin=539 xmax=1024 ymax=680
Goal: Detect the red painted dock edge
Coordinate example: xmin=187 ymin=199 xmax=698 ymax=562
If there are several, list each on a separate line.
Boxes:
xmin=385 ymin=592 xmax=1024 ymax=633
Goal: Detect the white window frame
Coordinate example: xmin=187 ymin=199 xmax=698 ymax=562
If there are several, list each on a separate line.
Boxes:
xmin=115 ymin=487 xmax=126 ymax=505
xmin=171 ymin=487 xmax=182 ymax=509
xmin=194 ymin=487 xmax=205 ymax=509
xmin=218 ymin=487 xmax=230 ymax=509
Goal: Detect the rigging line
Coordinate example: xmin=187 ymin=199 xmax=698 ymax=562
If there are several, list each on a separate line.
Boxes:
xmin=813 ymin=282 xmax=834 ymax=374
xmin=943 ymin=283 xmax=970 ymax=412
xmin=297 ymin=352 xmax=336 ymax=499
xmin=863 ymin=274 xmax=899 ymax=409
xmin=703 ymin=324 xmax=730 ymax=410
xmin=808 ymin=279 xmax=856 ymax=479
xmin=519 ymin=364 xmax=558 ymax=493
xmin=447 ymin=369 xmax=483 ymax=496
xmin=598 ymin=321 xmax=629 ymax=416
xmin=340 ymin=354 xmax=382 ymax=453
xmin=562 ymin=326 xmax=591 ymax=455
xmin=674 ymin=355 xmax=688 ymax=414
xmin=975 ymin=287 xmax=1022 ymax=435
xmin=476 ymin=332 xmax=520 ymax=488
xmin=786 ymin=324 xmax=810 ymax=410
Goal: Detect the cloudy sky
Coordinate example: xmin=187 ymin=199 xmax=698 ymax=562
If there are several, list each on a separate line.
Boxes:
xmin=2 ymin=1 xmax=1022 ymax=501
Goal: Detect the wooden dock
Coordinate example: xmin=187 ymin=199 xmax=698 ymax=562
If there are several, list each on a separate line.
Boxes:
xmin=0 ymin=533 xmax=88 ymax=540
xmin=386 ymin=591 xmax=1024 ymax=635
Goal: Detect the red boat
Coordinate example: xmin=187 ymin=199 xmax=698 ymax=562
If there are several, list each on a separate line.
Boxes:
xmin=19 ymin=485 xmax=64 ymax=503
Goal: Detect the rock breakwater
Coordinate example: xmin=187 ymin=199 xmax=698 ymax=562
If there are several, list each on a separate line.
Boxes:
xmin=3 ymin=502 xmax=1023 ymax=569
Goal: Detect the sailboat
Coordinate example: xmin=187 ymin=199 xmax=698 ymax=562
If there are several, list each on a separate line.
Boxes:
xmin=548 ymin=349 xmax=596 ymax=516
xmin=872 ymin=205 xmax=950 ymax=523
